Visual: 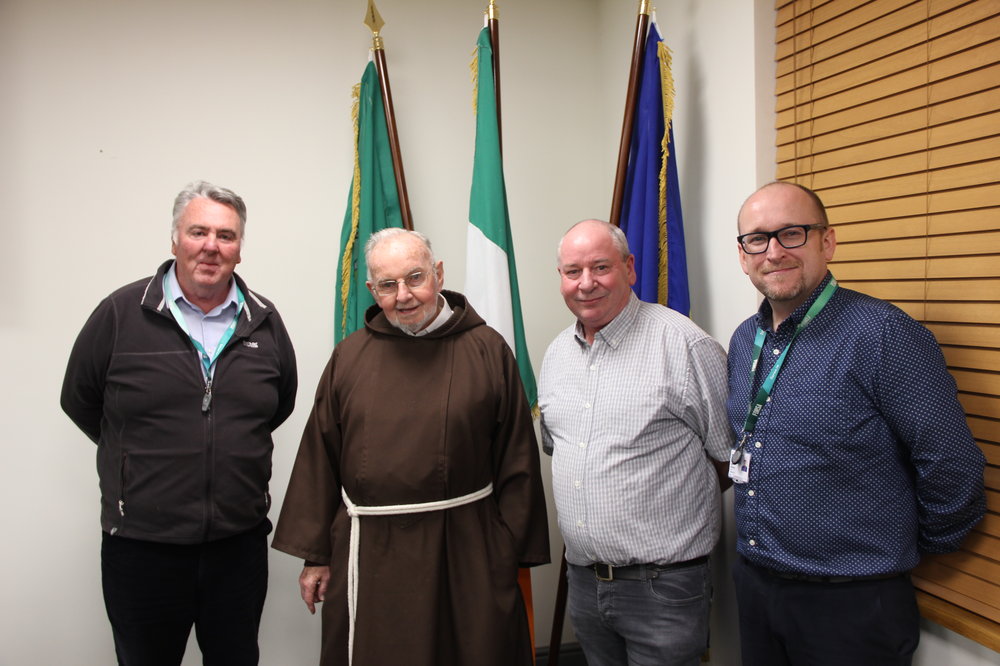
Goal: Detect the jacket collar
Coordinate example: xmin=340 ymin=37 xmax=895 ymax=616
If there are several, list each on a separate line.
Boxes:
xmin=140 ymin=259 xmax=271 ymax=334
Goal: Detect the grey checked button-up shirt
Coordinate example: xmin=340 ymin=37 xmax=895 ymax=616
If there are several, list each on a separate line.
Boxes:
xmin=539 ymin=294 xmax=730 ymax=567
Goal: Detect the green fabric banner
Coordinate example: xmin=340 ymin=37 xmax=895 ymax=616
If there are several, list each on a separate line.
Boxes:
xmin=335 ymin=61 xmax=404 ymax=343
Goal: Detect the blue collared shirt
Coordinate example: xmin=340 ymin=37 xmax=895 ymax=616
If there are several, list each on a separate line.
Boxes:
xmin=727 ymin=272 xmax=985 ymax=576
xmin=166 ymin=263 xmax=239 ymax=367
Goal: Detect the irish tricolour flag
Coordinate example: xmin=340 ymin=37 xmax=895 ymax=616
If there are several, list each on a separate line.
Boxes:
xmin=465 ymin=26 xmax=537 ymax=412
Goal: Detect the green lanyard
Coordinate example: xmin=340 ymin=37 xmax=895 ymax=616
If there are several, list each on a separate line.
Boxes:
xmin=163 ymin=277 xmax=245 ymax=411
xmin=732 ymin=278 xmax=837 ymax=460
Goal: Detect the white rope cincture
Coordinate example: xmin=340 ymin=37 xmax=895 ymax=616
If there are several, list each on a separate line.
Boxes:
xmin=340 ymin=482 xmax=494 ymax=665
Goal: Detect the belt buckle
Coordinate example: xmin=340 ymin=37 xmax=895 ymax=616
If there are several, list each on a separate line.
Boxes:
xmin=594 ymin=563 xmax=613 ymax=581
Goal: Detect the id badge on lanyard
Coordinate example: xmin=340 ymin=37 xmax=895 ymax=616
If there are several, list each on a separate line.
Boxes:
xmin=164 ymin=276 xmax=244 ymax=412
xmin=728 ymin=278 xmax=837 ymax=483
xmin=729 ymin=434 xmax=752 ymax=484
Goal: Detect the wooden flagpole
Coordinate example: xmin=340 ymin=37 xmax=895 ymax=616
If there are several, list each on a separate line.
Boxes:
xmin=609 ymin=0 xmax=651 ymax=227
xmin=365 ymin=0 xmax=413 ymax=230
xmin=488 ymin=1 xmax=503 ymax=157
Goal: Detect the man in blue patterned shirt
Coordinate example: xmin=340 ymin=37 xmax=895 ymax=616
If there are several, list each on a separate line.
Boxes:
xmin=727 ymin=181 xmax=986 ymax=665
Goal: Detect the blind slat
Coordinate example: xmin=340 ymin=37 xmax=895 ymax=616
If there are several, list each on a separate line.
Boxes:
xmin=945 ymin=346 xmax=1000 ymax=370
xmin=927 ymin=303 xmax=1000 ymax=325
xmin=926 ymin=323 xmax=1000 ymax=349
xmin=833 ymin=256 xmax=1000 ymax=280
xmin=969 ymin=416 xmax=1000 ymax=444
xmin=912 ymin=567 xmax=1000 ymax=624
xmin=958 ymin=393 xmax=1000 ymax=416
xmin=986 ymin=467 xmax=1000 ymax=493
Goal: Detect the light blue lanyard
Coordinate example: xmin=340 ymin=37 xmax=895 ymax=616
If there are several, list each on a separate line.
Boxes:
xmin=163 ymin=277 xmax=244 ymax=411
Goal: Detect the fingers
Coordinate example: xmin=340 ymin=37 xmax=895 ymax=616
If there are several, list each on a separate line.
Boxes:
xmin=298 ymin=565 xmax=330 ymax=615
xmin=316 ymin=575 xmax=328 ymax=605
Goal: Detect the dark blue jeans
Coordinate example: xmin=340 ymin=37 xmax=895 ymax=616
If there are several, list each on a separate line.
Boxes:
xmin=733 ymin=556 xmax=919 ymax=666
xmin=101 ymin=520 xmax=270 ymax=666
xmin=567 ymin=561 xmax=710 ymax=666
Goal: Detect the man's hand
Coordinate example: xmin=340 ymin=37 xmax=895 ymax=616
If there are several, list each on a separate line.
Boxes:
xmin=299 ymin=565 xmax=330 ymax=614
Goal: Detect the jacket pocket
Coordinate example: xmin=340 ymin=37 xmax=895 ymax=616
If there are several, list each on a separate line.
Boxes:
xmin=110 ymin=451 xmax=127 ymax=535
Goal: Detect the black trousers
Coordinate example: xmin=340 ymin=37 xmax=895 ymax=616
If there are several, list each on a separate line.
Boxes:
xmin=101 ymin=520 xmax=270 ymax=666
xmin=733 ymin=555 xmax=919 ymax=666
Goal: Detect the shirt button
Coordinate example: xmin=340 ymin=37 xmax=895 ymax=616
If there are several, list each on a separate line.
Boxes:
xmin=577 ymin=520 xmax=585 ymax=528
xmin=578 ymin=442 xmax=587 ymax=449
xmin=772 ymin=348 xmax=781 ymax=355
xmin=589 ymin=364 xmax=597 ymax=371
xmin=584 ymin=402 xmax=592 ymax=409
xmin=748 ymin=489 xmax=755 ymax=496
xmin=574 ymin=480 xmax=582 ymax=488
xmin=754 ymin=441 xmax=762 ymax=449
xmin=749 ymin=539 xmax=757 ymax=546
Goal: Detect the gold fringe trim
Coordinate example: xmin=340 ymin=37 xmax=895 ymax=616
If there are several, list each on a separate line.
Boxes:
xmin=339 ymin=82 xmax=363 ymax=334
xmin=657 ymin=40 xmax=675 ymax=307
xmin=470 ymin=46 xmax=480 ymax=116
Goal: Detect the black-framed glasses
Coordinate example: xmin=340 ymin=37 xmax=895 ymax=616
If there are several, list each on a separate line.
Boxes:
xmin=737 ymin=224 xmax=827 ymax=254
xmin=372 ymin=270 xmax=427 ymax=296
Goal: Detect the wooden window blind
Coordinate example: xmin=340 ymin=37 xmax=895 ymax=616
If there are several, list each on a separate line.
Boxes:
xmin=774 ymin=0 xmax=1000 ymax=649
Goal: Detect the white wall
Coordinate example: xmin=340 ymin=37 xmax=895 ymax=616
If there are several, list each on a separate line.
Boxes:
xmin=0 ymin=0 xmax=991 ymax=664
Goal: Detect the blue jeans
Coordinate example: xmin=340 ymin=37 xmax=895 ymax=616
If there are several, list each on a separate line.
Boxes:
xmin=567 ymin=561 xmax=711 ymax=666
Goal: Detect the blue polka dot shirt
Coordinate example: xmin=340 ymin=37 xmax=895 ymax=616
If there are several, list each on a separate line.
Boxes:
xmin=727 ymin=272 xmax=986 ymax=576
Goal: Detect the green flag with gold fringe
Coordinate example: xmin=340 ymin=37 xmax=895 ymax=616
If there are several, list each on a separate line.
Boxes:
xmin=335 ymin=60 xmax=404 ymax=343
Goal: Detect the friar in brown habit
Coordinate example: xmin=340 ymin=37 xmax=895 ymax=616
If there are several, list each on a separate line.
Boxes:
xmin=273 ymin=228 xmax=549 ymax=666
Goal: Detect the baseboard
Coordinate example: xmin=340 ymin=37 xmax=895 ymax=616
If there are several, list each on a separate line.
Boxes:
xmin=535 ymin=642 xmax=587 ymax=666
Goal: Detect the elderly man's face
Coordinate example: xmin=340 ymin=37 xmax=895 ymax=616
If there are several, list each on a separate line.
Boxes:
xmin=558 ymin=221 xmax=636 ymax=343
xmin=367 ymin=234 xmax=444 ymax=334
xmin=171 ymin=197 xmax=242 ymax=308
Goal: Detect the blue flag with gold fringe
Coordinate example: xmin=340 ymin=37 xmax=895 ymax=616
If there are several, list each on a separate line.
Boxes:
xmin=619 ymin=21 xmax=689 ymax=315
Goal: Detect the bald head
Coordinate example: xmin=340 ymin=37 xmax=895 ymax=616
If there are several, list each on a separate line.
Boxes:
xmin=557 ymin=220 xmax=630 ymax=266
xmin=556 ymin=219 xmax=636 ymax=343
xmin=737 ymin=181 xmax=828 ymax=233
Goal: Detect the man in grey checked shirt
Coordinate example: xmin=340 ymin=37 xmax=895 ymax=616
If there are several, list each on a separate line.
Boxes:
xmin=539 ymin=219 xmax=730 ymax=666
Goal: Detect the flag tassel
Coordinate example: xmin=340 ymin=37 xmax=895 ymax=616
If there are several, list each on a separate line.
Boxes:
xmin=340 ymin=84 xmax=364 ymax=336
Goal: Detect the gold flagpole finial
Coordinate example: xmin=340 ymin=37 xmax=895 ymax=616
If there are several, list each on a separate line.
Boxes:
xmin=487 ymin=0 xmax=499 ymax=21
xmin=364 ymin=0 xmax=385 ymax=49
xmin=638 ymin=0 xmax=651 ymax=16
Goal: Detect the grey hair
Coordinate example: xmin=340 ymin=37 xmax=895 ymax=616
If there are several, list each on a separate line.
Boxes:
xmin=171 ymin=181 xmax=247 ymax=244
xmin=557 ymin=219 xmax=631 ymax=265
xmin=364 ymin=228 xmax=436 ymax=281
